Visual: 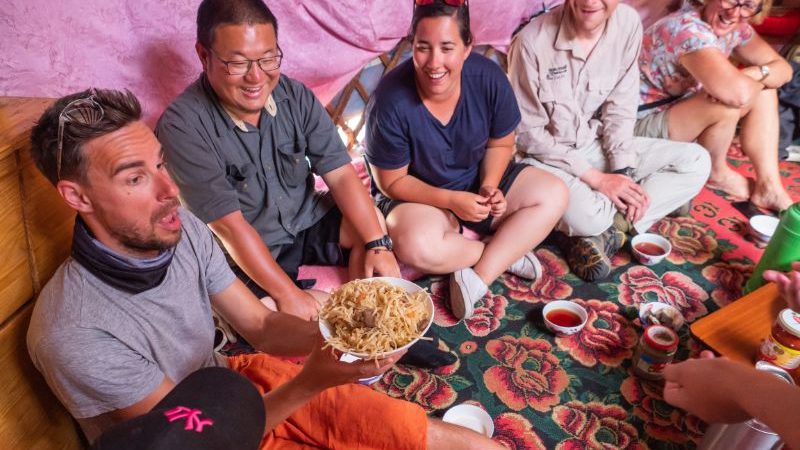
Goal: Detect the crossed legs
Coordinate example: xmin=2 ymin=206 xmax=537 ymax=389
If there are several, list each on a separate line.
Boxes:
xmin=388 ymin=166 xmax=566 ymax=282
xmin=667 ymin=89 xmax=793 ymax=211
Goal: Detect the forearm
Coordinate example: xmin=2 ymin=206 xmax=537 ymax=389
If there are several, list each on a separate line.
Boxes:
xmin=382 ymin=174 xmax=454 ymax=210
xmin=737 ymin=371 xmax=800 ymax=449
xmin=209 ymin=214 xmax=303 ymax=306
xmin=251 ymin=313 xmax=318 ymax=355
xmin=326 ymin=164 xmax=384 ymax=244
xmin=261 ymin=375 xmax=324 ymax=433
xmin=742 ymin=61 xmax=792 ymax=90
xmin=480 ymin=144 xmax=513 ymax=189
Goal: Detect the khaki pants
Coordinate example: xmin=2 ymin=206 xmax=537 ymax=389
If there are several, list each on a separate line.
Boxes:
xmin=521 ymin=137 xmax=710 ymax=237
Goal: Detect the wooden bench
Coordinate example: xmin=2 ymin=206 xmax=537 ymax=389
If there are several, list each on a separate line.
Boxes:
xmin=0 ymin=97 xmax=84 ymax=448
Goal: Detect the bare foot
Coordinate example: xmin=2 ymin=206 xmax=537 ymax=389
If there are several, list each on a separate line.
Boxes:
xmin=751 ymin=183 xmax=794 ymax=212
xmin=707 ymin=171 xmax=752 ymax=200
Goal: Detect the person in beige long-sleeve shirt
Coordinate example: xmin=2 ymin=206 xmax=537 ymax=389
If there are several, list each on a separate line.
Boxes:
xmin=508 ymin=0 xmax=710 ymax=281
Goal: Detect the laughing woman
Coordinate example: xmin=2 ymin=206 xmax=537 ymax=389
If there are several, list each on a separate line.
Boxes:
xmin=365 ymin=0 xmax=567 ymax=321
xmin=636 ymin=0 xmax=794 ymax=211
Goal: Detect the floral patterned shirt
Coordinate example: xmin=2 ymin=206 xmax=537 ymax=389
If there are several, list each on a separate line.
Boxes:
xmin=638 ymin=6 xmax=754 ymax=118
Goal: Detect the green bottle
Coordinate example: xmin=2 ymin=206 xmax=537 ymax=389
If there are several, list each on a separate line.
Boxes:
xmin=745 ymin=202 xmax=800 ymax=293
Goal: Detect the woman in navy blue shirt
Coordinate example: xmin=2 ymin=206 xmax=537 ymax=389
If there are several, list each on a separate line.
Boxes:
xmin=366 ymin=0 xmax=567 ymax=321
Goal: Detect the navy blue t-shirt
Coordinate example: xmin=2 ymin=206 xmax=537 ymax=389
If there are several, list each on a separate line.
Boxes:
xmin=365 ymin=53 xmax=521 ymax=197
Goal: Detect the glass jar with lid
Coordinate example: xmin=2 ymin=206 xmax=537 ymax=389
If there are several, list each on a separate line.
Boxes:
xmin=758 ymin=308 xmax=800 ymax=370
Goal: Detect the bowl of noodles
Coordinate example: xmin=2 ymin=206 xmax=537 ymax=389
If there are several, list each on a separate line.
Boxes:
xmin=319 ymin=277 xmax=434 ymax=360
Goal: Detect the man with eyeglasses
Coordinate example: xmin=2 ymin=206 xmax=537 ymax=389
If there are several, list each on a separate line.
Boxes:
xmin=27 ymin=88 xmax=502 ymax=450
xmin=156 ymin=0 xmax=401 ymax=322
xmin=634 ymin=0 xmax=794 ymax=213
xmin=508 ymin=0 xmax=711 ymax=282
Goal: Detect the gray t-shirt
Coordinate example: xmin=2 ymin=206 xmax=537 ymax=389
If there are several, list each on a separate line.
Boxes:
xmin=156 ymin=74 xmax=352 ymax=251
xmin=27 ymin=208 xmax=235 ymax=422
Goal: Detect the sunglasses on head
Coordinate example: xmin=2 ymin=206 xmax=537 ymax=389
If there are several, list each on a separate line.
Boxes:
xmin=415 ymin=0 xmax=466 ymax=6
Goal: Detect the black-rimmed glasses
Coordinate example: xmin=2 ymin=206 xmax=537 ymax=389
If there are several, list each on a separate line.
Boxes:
xmin=56 ymin=92 xmax=104 ymax=180
xmin=208 ymin=48 xmax=283 ymax=76
xmin=720 ymin=0 xmax=763 ymax=18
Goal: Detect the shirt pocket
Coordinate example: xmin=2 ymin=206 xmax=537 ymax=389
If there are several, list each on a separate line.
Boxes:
xmin=276 ymin=137 xmax=311 ymax=187
xmin=225 ymin=162 xmax=256 ymax=192
xmin=585 ymin=76 xmax=615 ymax=117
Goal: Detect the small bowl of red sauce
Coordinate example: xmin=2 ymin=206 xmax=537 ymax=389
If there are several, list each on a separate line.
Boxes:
xmin=630 ymin=233 xmax=671 ymax=266
xmin=542 ymin=300 xmax=588 ymax=335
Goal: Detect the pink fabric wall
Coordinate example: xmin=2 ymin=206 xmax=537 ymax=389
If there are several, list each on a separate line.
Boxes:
xmin=0 ymin=0 xmax=677 ymax=125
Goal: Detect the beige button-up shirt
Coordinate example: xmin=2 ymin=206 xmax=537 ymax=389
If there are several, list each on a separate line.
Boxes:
xmin=508 ymin=4 xmax=643 ymax=177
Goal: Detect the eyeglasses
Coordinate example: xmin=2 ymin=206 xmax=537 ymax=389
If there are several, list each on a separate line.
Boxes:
xmin=415 ymin=0 xmax=466 ymax=6
xmin=56 ymin=91 xmax=104 ymax=180
xmin=208 ymin=47 xmax=283 ymax=76
xmin=719 ymin=0 xmax=763 ymax=18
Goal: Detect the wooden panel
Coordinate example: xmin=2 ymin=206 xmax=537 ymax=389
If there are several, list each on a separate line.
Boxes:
xmin=0 ymin=306 xmax=84 ymax=449
xmin=0 ymin=97 xmax=53 ymax=161
xmin=18 ymin=149 xmax=75 ymax=288
xmin=690 ymin=283 xmax=787 ymax=364
xmin=0 ymin=153 xmax=33 ymax=324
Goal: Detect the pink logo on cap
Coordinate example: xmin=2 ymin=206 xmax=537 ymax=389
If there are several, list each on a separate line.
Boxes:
xmin=165 ymin=406 xmax=214 ymax=432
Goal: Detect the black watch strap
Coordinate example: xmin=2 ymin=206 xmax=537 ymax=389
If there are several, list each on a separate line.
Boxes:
xmin=612 ymin=167 xmax=635 ymax=178
xmin=365 ymin=234 xmax=393 ymax=251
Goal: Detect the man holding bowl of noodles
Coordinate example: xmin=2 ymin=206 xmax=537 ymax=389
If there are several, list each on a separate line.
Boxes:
xmin=27 ymin=88 xmax=504 ymax=450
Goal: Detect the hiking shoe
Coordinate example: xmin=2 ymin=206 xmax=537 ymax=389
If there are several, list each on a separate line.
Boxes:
xmin=506 ymin=250 xmax=543 ymax=280
xmin=566 ymin=226 xmax=626 ymax=282
xmin=613 ymin=211 xmax=634 ymax=235
xmin=449 ymin=268 xmax=489 ymax=320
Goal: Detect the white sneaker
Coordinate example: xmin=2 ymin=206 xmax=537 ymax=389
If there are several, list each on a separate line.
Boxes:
xmin=506 ymin=251 xmax=542 ymax=280
xmin=449 ymin=268 xmax=489 ymax=320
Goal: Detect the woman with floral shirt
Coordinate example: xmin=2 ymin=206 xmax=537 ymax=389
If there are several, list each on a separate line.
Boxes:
xmin=635 ymin=0 xmax=793 ymax=212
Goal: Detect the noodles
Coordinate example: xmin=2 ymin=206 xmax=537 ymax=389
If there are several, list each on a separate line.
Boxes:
xmin=319 ymin=279 xmax=432 ymax=359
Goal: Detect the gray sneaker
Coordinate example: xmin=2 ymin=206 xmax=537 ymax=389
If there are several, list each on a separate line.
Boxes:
xmin=449 ymin=268 xmax=489 ymax=320
xmin=506 ymin=251 xmax=543 ymax=280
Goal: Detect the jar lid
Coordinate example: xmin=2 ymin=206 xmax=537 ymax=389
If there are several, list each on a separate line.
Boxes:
xmin=643 ymin=325 xmax=678 ymax=351
xmin=777 ymin=309 xmax=800 ymax=338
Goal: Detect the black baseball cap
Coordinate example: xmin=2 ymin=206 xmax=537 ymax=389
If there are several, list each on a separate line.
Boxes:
xmin=91 ymin=367 xmax=265 ymax=450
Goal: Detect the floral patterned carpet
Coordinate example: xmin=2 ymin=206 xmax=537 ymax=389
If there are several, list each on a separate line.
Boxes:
xmin=225 ymin=151 xmax=800 ymax=449
xmin=367 ymin=151 xmax=800 ymax=450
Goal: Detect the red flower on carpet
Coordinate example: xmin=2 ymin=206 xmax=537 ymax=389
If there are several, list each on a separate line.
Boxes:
xmin=653 ymin=217 xmax=717 ymax=265
xmin=555 ymin=299 xmax=637 ymax=367
xmin=701 ymin=262 xmax=753 ymax=307
xmin=506 ymin=249 xmax=572 ymax=303
xmin=376 ymin=365 xmax=457 ymax=412
xmin=552 ymin=401 xmax=648 ymax=450
xmin=493 ymin=412 xmax=547 ymax=450
xmin=621 ymin=376 xmax=704 ymax=444
xmin=618 ymin=266 xmax=709 ymax=322
xmin=484 ymin=336 xmax=569 ymax=412
xmin=430 ymin=279 xmax=460 ymax=327
xmin=459 ymin=340 xmax=478 ymax=355
xmin=465 ymin=294 xmax=507 ymax=336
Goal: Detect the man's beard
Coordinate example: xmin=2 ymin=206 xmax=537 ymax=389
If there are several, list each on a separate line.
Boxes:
xmin=111 ymin=200 xmax=182 ymax=255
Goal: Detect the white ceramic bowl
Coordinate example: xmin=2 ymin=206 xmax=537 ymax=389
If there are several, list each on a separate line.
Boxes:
xmin=542 ymin=300 xmax=588 ymax=335
xmin=631 ymin=233 xmax=672 ymax=266
xmin=749 ymin=214 xmax=779 ymax=244
xmin=442 ymin=404 xmax=494 ymax=437
xmin=319 ymin=277 xmax=434 ymax=359
xmin=638 ymin=302 xmax=684 ymax=331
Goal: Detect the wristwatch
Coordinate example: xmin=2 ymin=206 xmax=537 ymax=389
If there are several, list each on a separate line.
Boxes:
xmin=759 ymin=65 xmax=770 ymax=81
xmin=612 ymin=167 xmax=635 ymax=178
xmin=365 ymin=234 xmax=393 ymax=251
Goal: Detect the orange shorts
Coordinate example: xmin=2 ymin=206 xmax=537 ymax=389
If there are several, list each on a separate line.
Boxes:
xmin=228 ymin=353 xmax=428 ymax=450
